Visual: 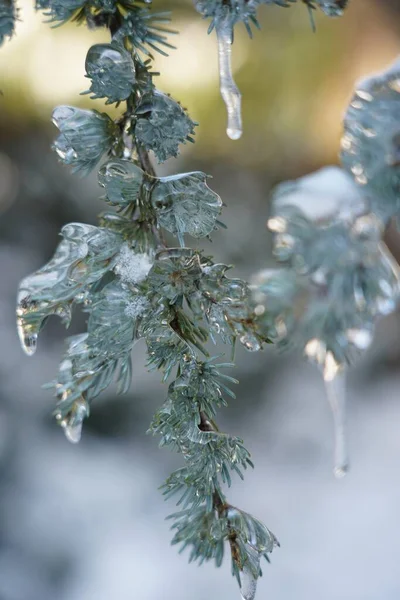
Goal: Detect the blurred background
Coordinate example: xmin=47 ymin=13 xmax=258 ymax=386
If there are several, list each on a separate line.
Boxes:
xmin=1 ymin=1 xmax=400 ymax=599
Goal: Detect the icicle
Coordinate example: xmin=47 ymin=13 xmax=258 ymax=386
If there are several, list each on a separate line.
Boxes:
xmin=323 ymin=361 xmax=349 ymax=478
xmin=16 ymin=295 xmax=39 ymax=356
xmin=216 ymin=19 xmax=242 ymax=140
xmin=240 ymin=333 xmax=261 ymax=352
xmin=17 ymin=324 xmax=38 ymax=356
xmin=239 ymin=561 xmax=259 ymax=600
xmin=57 ymin=397 xmax=88 ymax=444
xmin=305 ymin=341 xmax=349 ymax=477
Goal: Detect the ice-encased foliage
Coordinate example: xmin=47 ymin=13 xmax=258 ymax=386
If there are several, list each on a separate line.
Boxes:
xmin=18 ymin=40 xmax=274 ymax=589
xmin=264 ymin=167 xmax=400 ymax=368
xmin=252 ymin=256 xmax=400 ymax=377
xmin=99 ymin=161 xmax=222 ymax=244
xmin=254 ymin=165 xmax=400 ymax=477
xmin=268 ymin=167 xmax=368 ymax=270
xmin=13 ymin=1 xmax=399 ymax=599
xmin=52 ymin=106 xmax=117 ymax=175
xmin=84 ymin=43 xmax=136 ymax=104
xmin=17 ymin=223 xmax=122 ymax=356
xmin=49 ymin=278 xmax=138 ymax=418
xmin=251 ymin=243 xmax=400 ymax=480
xmin=341 ymin=57 xmax=400 ymax=225
xmin=98 ymin=159 xmax=144 ymax=207
xmin=134 ymin=91 xmax=197 ymax=162
xmin=150 ymin=172 xmax=222 ymax=244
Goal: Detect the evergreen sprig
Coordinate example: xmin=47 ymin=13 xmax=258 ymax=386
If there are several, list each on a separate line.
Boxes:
xmin=14 ymin=2 xmax=283 ymax=598
xmin=13 ymin=1 xmax=400 ymax=600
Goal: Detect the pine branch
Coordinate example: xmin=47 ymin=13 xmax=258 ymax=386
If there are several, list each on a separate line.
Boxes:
xmin=14 ymin=3 xmax=400 ymax=600
xmin=14 ymin=2 xmax=279 ymax=598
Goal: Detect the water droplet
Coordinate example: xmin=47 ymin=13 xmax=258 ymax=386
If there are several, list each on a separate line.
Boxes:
xmin=341 ymin=134 xmax=353 ymax=151
xmin=389 ymin=77 xmax=400 ymax=93
xmin=55 ymin=145 xmax=78 ymax=162
xmin=254 ymin=304 xmax=265 ymax=316
xmin=334 ymin=463 xmax=349 ymax=479
xmin=346 ymin=328 xmax=372 ymax=350
xmin=355 ymin=173 xmax=368 ymax=185
xmin=227 ymin=127 xmax=242 ymax=141
xmin=273 ymin=233 xmax=295 ymax=260
xmin=274 ymin=317 xmax=287 ymax=340
xmin=351 ymin=163 xmax=364 ymax=177
xmin=55 ymin=303 xmax=73 ymax=327
xmin=304 ymin=338 xmax=326 ymax=365
xmin=19 ymin=329 xmax=37 ymax=356
xmin=16 ymin=295 xmax=40 ymax=356
xmin=356 ymin=89 xmax=373 ymax=102
xmin=311 ymin=268 xmax=327 ymax=285
xmin=239 ymin=562 xmax=259 ymax=600
xmin=240 ymin=333 xmax=261 ymax=352
xmin=323 ymin=351 xmax=340 ymax=382
xmin=267 ymin=216 xmax=287 ymax=233
xmin=324 ymin=370 xmax=349 ymax=478
xmin=57 ymin=397 xmax=88 ymax=444
xmin=216 ymin=20 xmax=242 ymax=141
xmin=363 ymin=128 xmax=376 ymax=138
xmin=350 ymin=99 xmax=363 ymax=110
xmin=213 ymin=321 xmax=221 ymax=333
xmin=376 ymin=296 xmax=395 ymax=315
xmin=351 ymin=213 xmax=383 ymax=240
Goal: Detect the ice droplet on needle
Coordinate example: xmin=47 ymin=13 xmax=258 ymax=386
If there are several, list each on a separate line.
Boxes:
xmin=57 ymin=398 xmax=88 ymax=444
xmin=16 ymin=295 xmax=39 ymax=356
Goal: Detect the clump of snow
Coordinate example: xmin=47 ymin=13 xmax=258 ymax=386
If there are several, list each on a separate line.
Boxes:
xmin=114 ymin=244 xmax=153 ymax=284
xmin=125 ymin=296 xmax=150 ymax=319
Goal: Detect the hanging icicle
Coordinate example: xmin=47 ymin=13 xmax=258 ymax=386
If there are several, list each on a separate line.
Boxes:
xmin=216 ymin=18 xmax=242 ymax=140
xmin=304 ymin=339 xmax=349 ymax=477
xmin=323 ymin=369 xmax=349 ymax=478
